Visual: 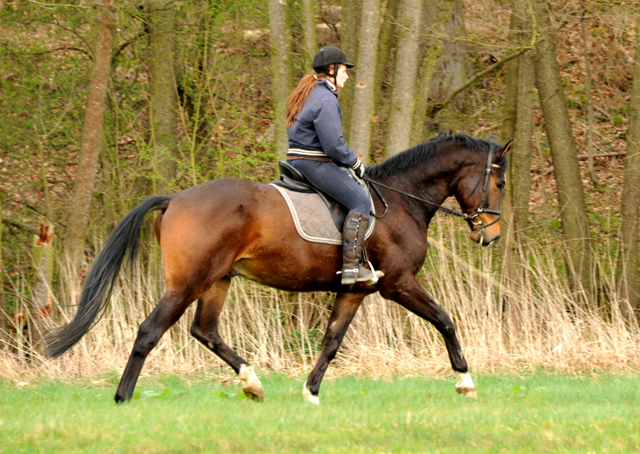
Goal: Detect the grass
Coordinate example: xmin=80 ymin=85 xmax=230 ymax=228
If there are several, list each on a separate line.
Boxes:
xmin=1 ymin=373 xmax=639 ymax=453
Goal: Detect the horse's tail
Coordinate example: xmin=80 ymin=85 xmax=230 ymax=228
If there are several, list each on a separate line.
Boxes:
xmin=46 ymin=195 xmax=172 ymax=358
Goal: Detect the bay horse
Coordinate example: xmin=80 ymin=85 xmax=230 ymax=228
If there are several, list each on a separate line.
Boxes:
xmin=47 ymin=132 xmax=511 ymax=404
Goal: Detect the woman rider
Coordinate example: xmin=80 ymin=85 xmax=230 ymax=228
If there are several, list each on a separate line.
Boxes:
xmin=285 ymin=46 xmax=381 ymax=285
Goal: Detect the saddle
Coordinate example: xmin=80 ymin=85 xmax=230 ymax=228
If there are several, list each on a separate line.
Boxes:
xmin=272 ymin=161 xmax=348 ymax=230
xmin=270 ymin=161 xmax=375 ymax=244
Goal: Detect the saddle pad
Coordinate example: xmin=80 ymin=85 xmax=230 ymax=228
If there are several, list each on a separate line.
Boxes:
xmin=271 ymin=184 xmax=375 ymax=245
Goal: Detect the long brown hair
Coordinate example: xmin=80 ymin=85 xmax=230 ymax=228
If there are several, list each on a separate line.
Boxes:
xmin=285 ymin=71 xmax=332 ymax=128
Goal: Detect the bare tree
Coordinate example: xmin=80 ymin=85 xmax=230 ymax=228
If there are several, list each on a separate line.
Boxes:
xmin=148 ymin=0 xmax=178 ymax=194
xmin=349 ymin=0 xmax=381 ymax=162
xmin=63 ymin=0 xmax=116 ymax=271
xmin=268 ymin=0 xmax=294 ymax=158
xmin=616 ymin=6 xmax=640 ymax=321
xmin=501 ymin=0 xmax=536 ymax=286
xmin=533 ymin=0 xmax=596 ymax=300
xmin=411 ymin=0 xmax=455 ymax=144
xmin=300 ymin=0 xmax=317 ymax=69
xmin=339 ymin=0 xmax=362 ymax=144
xmin=385 ymin=0 xmax=423 ymax=156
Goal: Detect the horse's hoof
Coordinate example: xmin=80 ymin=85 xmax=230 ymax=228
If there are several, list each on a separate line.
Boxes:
xmin=238 ymin=364 xmax=264 ymax=402
xmin=454 ymin=371 xmax=477 ymax=399
xmin=303 ymin=385 xmax=320 ymax=405
xmin=243 ymin=385 xmax=264 ymax=402
xmin=455 ymin=386 xmax=478 ymax=399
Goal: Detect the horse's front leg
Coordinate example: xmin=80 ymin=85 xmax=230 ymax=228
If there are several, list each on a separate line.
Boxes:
xmin=380 ymin=276 xmax=477 ymax=399
xmin=304 ymin=292 xmax=366 ymax=404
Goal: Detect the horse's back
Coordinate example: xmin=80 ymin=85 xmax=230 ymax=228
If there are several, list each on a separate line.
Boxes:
xmin=157 ymin=178 xmax=343 ymax=292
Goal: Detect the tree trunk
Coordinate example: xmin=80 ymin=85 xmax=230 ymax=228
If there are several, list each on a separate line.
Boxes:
xmin=385 ymin=0 xmax=423 ymax=156
xmin=349 ymin=0 xmax=381 ymax=163
xmin=300 ymin=0 xmax=317 ymax=69
xmin=426 ymin=0 xmax=470 ymax=124
xmin=374 ymin=0 xmax=400 ymax=114
xmin=268 ymin=0 xmax=294 ymax=159
xmin=30 ymin=222 xmax=54 ymax=353
xmin=339 ymin=0 xmax=362 ymax=144
xmin=411 ymin=0 xmax=455 ymax=144
xmin=499 ymin=7 xmax=520 ymax=272
xmin=533 ymin=0 xmax=596 ymax=301
xmin=502 ymin=0 xmax=535 ymax=283
xmin=500 ymin=8 xmax=520 ymax=144
xmin=616 ymin=7 xmax=640 ymax=321
xmin=148 ymin=0 xmax=179 ymax=194
xmin=63 ymin=0 xmax=115 ymax=271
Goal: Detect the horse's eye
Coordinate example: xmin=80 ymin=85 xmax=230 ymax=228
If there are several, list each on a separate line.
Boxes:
xmin=496 ymin=182 xmax=505 ymax=191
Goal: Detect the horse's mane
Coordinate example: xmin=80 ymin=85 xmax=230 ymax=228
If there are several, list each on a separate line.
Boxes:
xmin=366 ymin=132 xmax=504 ymax=179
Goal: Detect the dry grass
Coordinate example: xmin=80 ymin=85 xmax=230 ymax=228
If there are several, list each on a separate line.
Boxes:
xmin=2 ymin=220 xmax=639 ymax=383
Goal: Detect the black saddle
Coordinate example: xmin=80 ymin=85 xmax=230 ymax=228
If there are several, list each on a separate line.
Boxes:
xmin=271 ymin=161 xmax=347 ymax=230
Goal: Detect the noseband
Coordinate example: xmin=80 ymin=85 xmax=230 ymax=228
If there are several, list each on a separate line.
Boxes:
xmin=365 ymin=148 xmax=502 ymax=242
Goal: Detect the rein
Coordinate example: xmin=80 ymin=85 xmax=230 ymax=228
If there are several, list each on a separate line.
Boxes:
xmin=364 ymin=148 xmax=502 ymax=239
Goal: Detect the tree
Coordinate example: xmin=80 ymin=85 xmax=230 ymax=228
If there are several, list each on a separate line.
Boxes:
xmin=148 ymin=0 xmax=179 ymax=194
xmin=385 ymin=0 xmax=423 ymax=156
xmin=339 ymin=0 xmax=362 ymax=144
xmin=268 ymin=0 xmax=294 ymax=158
xmin=411 ymin=0 xmax=455 ymax=144
xmin=348 ymin=0 xmax=381 ymax=163
xmin=616 ymin=6 xmax=640 ymax=320
xmin=63 ymin=0 xmax=116 ymax=271
xmin=300 ymin=0 xmax=317 ymax=69
xmin=374 ymin=0 xmax=400 ymax=114
xmin=532 ymin=0 xmax=596 ymax=301
xmin=501 ymin=0 xmax=536 ymax=287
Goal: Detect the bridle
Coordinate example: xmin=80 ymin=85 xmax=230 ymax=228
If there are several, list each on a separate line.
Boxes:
xmin=364 ymin=147 xmax=503 ymax=243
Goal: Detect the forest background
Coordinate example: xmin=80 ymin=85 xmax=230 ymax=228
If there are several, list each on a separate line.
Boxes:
xmin=1 ymin=0 xmax=640 ymax=381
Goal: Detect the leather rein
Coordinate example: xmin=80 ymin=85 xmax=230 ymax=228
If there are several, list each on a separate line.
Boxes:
xmin=363 ymin=148 xmax=502 ymax=238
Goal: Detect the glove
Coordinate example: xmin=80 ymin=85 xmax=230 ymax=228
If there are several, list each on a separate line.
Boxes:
xmin=352 ymin=159 xmax=365 ymax=179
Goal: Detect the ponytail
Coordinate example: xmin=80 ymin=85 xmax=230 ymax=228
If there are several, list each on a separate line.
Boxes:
xmin=285 ymin=74 xmax=319 ymax=129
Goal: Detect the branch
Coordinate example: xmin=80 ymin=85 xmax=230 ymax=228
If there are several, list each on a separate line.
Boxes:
xmin=427 ymin=47 xmax=532 ymax=117
xmin=2 ymin=217 xmax=37 ymax=235
xmin=112 ymin=31 xmax=146 ymax=64
xmin=25 ymin=46 xmax=92 ymax=59
xmin=6 ymin=198 xmax=64 ymax=228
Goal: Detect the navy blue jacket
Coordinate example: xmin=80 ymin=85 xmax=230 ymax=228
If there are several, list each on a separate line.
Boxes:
xmin=287 ymin=79 xmax=359 ymax=169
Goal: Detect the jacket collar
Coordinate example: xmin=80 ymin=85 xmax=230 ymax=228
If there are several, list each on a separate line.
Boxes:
xmin=317 ymin=78 xmax=337 ymax=94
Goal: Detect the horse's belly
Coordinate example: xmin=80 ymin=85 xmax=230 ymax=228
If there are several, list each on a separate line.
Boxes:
xmin=229 ymin=254 xmax=342 ymax=293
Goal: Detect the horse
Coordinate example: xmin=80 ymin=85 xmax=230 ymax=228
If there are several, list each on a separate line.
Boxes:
xmin=46 ymin=132 xmax=511 ymax=404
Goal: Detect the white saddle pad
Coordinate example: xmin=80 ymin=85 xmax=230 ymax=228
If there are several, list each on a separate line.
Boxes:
xmin=271 ymin=184 xmax=375 ymax=245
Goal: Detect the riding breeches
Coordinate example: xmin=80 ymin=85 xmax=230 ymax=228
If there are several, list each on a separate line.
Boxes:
xmin=287 ymin=159 xmax=372 ymax=216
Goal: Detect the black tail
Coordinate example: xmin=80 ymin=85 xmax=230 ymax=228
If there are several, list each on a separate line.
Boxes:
xmin=46 ymin=195 xmax=171 ymax=358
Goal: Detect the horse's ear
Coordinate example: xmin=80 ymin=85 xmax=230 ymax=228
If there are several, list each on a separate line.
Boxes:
xmin=496 ymin=139 xmax=514 ymax=159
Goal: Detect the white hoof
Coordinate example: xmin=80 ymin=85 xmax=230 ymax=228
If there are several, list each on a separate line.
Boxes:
xmin=454 ymin=371 xmax=477 ymax=399
xmin=238 ymin=364 xmax=264 ymax=401
xmin=303 ymin=384 xmax=320 ymax=405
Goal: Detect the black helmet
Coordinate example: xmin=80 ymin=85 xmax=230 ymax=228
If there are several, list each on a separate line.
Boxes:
xmin=312 ymin=46 xmax=354 ymax=74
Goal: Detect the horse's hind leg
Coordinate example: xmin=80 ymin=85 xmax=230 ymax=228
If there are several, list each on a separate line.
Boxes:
xmin=114 ymin=290 xmax=193 ymax=403
xmin=304 ymin=292 xmax=366 ymax=404
xmin=381 ymin=277 xmax=477 ymax=399
xmin=190 ymin=277 xmax=264 ymax=401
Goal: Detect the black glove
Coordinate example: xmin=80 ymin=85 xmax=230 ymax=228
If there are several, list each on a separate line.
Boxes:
xmin=353 ymin=160 xmax=365 ymax=179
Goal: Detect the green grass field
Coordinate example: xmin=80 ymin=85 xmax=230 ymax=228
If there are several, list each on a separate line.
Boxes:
xmin=0 ymin=373 xmax=638 ymax=453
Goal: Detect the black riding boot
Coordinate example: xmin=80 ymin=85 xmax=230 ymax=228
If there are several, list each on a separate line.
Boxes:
xmin=341 ymin=212 xmax=379 ymax=285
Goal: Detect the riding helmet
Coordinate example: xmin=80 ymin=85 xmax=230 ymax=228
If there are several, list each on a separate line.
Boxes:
xmin=312 ymin=46 xmax=355 ymax=74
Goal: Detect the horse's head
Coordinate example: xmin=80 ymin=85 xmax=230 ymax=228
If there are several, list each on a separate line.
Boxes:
xmin=454 ymin=139 xmax=512 ymax=246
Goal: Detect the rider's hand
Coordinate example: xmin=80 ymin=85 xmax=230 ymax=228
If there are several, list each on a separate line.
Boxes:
xmin=353 ymin=159 xmax=365 ymax=179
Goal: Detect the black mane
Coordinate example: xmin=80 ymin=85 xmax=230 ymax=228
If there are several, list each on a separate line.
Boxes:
xmin=366 ymin=133 xmax=504 ymax=180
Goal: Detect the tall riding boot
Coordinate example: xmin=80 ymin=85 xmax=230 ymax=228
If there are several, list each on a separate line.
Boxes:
xmin=341 ymin=212 xmax=380 ymax=285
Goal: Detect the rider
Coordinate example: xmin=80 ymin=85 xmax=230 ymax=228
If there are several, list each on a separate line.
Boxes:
xmin=285 ymin=46 xmax=381 ymax=285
